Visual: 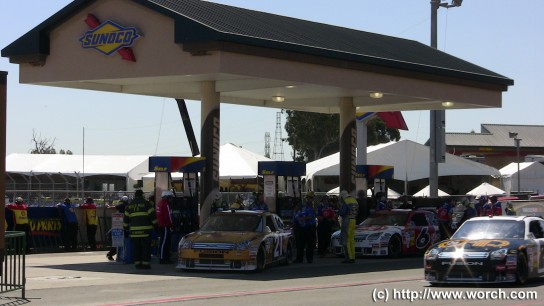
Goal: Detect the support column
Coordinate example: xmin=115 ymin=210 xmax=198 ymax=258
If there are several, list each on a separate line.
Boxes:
xmin=199 ymin=81 xmax=220 ymax=225
xmin=1 ymin=71 xmax=7 ymax=260
xmin=339 ymin=97 xmax=356 ymax=194
xmin=355 ymin=119 xmax=368 ymax=194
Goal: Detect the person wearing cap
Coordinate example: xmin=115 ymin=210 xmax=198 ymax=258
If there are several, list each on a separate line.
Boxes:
xmin=489 ymin=195 xmax=503 ymax=216
xmin=124 ymin=190 xmax=157 ymax=269
xmin=156 ymin=191 xmax=174 ymax=264
xmin=6 ymin=196 xmax=32 ymax=253
xmin=57 ymin=198 xmax=79 ymax=251
xmin=80 ymin=197 xmax=98 ymax=250
xmin=249 ymin=193 xmax=269 ymax=211
xmin=293 ymin=191 xmax=317 ymax=263
xmin=338 ymin=190 xmax=358 ymax=264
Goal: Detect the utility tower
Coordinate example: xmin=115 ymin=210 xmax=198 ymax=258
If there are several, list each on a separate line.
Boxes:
xmin=264 ymin=132 xmax=270 ymax=158
xmin=273 ymin=112 xmax=285 ymax=161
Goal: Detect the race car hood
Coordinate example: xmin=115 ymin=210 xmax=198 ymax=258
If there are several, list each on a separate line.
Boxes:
xmin=432 ymin=239 xmax=518 ymax=252
xmin=356 ymin=225 xmax=404 ymax=233
xmin=331 ymin=225 xmax=403 ymax=238
xmin=185 ymin=231 xmax=262 ymax=244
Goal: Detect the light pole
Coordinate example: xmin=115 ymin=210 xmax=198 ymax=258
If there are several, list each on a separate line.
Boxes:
xmin=509 ymin=132 xmax=522 ymax=194
xmin=429 ymin=0 xmax=463 ymax=197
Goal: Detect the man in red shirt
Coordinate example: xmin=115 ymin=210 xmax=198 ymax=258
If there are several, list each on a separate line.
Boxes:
xmin=6 ymin=197 xmax=32 ymax=253
xmin=156 ymin=191 xmax=174 ymax=264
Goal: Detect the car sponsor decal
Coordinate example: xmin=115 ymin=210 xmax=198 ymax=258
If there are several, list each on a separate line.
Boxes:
xmin=438 ymin=239 xmax=510 ymax=248
xmin=416 ymin=227 xmax=431 ymax=249
xmin=441 ymin=261 xmax=484 ymax=266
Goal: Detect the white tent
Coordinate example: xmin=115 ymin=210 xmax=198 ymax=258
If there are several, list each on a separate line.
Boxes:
xmin=6 ymin=153 xmax=149 ymax=180
xmin=326 ymin=186 xmax=400 ymax=199
xmin=413 ymin=185 xmax=450 ymax=197
xmin=305 ymin=140 xmax=500 ymax=190
xmin=466 ymin=182 xmax=505 ymax=196
xmin=500 ymin=162 xmax=544 ymax=194
xmin=219 ymin=143 xmax=273 ymax=179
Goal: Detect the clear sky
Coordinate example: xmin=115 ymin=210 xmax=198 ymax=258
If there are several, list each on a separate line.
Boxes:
xmin=1 ymin=1 xmax=542 ymax=158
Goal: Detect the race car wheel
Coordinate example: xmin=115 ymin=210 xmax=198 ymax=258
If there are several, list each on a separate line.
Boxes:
xmin=388 ymin=235 xmax=402 ymax=258
xmin=284 ymin=243 xmax=293 ymax=265
xmin=516 ymin=252 xmax=528 ymax=285
xmin=256 ymin=247 xmax=266 ymax=272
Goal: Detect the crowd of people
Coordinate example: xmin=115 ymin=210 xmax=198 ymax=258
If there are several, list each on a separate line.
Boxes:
xmin=435 ymin=194 xmax=515 ymax=240
xmin=4 ymin=188 xmax=520 ymax=268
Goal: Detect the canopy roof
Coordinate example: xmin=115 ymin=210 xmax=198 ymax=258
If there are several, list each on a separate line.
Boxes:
xmin=1 ymin=0 xmax=512 ymax=114
xmin=305 ymin=140 xmax=501 ymax=182
xmin=466 ymin=182 xmax=505 ymax=196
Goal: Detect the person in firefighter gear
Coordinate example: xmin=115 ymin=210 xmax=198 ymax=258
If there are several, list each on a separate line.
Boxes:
xmin=338 ymin=190 xmax=358 ymax=263
xmin=6 ymin=197 xmax=32 ymax=253
xmin=124 ymin=190 xmax=158 ymax=269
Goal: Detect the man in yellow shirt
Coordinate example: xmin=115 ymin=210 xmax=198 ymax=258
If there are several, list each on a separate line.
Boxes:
xmin=81 ymin=198 xmax=98 ymax=250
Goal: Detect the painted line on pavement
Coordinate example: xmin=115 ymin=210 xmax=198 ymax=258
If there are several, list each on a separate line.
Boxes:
xmin=101 ymin=276 xmax=420 ymax=306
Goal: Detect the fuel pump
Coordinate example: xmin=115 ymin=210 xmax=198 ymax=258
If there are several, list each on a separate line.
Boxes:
xmin=258 ymin=161 xmax=306 ymax=223
xmin=149 ymin=156 xmax=205 ymax=247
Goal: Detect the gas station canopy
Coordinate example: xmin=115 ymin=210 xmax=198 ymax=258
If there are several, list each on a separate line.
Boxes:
xmin=2 ymin=0 xmax=513 ymax=114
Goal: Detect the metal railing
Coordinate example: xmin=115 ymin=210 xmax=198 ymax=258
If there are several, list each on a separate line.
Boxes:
xmin=1 ymin=231 xmax=26 ymax=299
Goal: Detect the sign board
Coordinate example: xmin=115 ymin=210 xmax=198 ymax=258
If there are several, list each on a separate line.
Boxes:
xmin=111 ymin=213 xmax=124 ymax=229
xmin=111 ymin=228 xmax=125 ymax=247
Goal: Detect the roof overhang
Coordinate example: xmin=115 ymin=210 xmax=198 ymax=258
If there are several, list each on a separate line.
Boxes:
xmin=2 ymin=0 xmax=513 ymax=114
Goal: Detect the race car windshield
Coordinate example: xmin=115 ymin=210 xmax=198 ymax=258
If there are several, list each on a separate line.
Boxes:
xmin=360 ymin=213 xmax=408 ymax=226
xmin=201 ymin=214 xmax=262 ymax=232
xmin=451 ymin=220 xmax=525 ymax=240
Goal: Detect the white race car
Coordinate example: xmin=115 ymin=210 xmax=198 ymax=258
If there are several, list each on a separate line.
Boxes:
xmin=331 ymin=209 xmax=440 ymax=257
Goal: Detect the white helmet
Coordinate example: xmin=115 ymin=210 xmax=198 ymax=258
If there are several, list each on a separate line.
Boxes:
xmin=121 ymin=196 xmax=129 ymax=202
xmin=340 ymin=190 xmax=349 ymax=199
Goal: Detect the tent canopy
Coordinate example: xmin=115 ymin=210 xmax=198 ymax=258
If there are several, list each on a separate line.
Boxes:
xmin=6 ymin=143 xmax=272 ymax=181
xmin=219 ymin=143 xmax=272 ymax=179
xmin=466 ymin=182 xmax=505 ymax=196
xmin=413 ymin=186 xmax=450 ymax=197
xmin=305 ymin=140 xmax=500 ymax=183
xmin=6 ymin=153 xmax=149 ymax=180
xmin=499 ymin=162 xmax=544 ymax=193
xmin=326 ymin=186 xmax=400 ymax=199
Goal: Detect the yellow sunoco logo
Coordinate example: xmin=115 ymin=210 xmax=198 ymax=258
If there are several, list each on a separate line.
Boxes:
xmin=79 ymin=20 xmax=140 ymax=55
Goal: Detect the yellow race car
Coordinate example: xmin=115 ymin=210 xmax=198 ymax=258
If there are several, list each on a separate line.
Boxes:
xmin=177 ymin=210 xmax=293 ymax=271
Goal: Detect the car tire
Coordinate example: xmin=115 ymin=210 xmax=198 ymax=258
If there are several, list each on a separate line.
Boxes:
xmin=284 ymin=243 xmax=293 ymax=265
xmin=388 ymin=235 xmax=402 ymax=258
xmin=256 ymin=246 xmax=266 ymax=272
xmin=516 ymin=252 xmax=529 ymax=285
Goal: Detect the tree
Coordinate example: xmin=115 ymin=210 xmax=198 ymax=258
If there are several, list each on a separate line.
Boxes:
xmin=30 ymin=129 xmax=56 ymax=154
xmin=29 ymin=129 xmax=73 ymax=154
xmin=284 ymin=111 xmax=400 ymax=162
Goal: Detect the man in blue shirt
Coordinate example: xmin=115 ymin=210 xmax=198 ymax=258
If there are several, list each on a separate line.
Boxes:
xmin=249 ymin=193 xmax=269 ymax=211
xmin=293 ymin=192 xmax=316 ymax=263
xmin=57 ymin=198 xmax=79 ymax=251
